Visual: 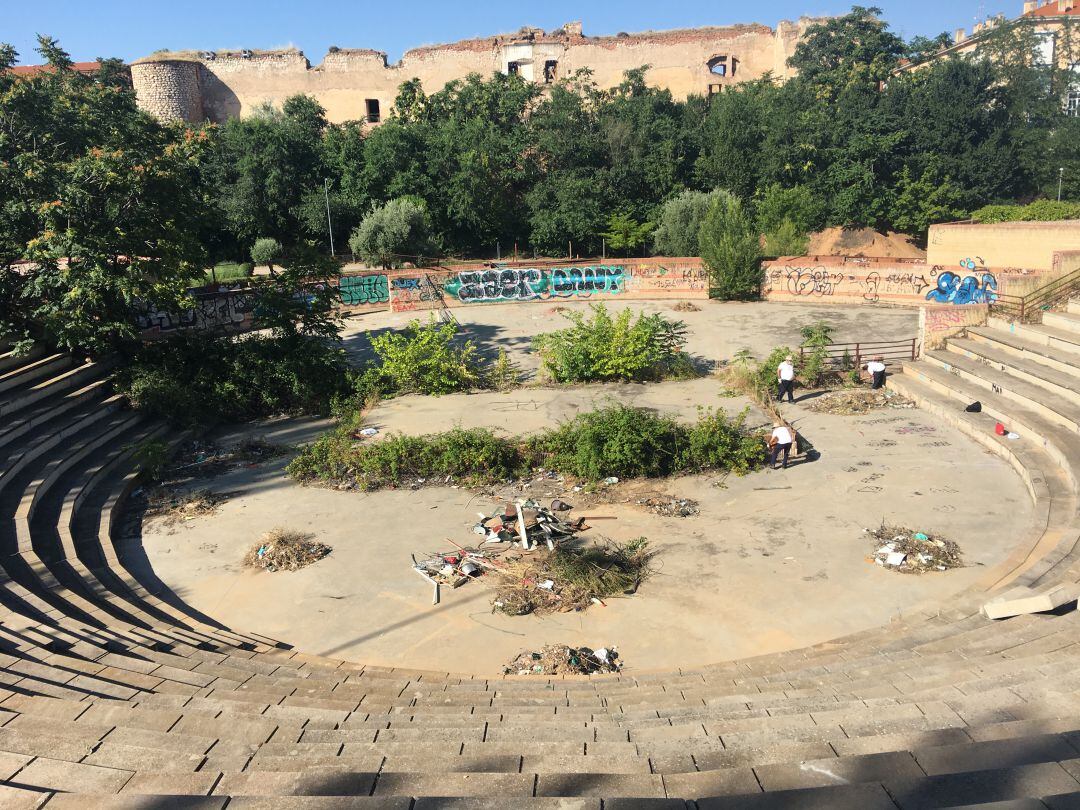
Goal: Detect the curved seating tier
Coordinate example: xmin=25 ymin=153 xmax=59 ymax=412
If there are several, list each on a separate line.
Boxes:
xmin=1 ymin=306 xmax=1080 ymax=808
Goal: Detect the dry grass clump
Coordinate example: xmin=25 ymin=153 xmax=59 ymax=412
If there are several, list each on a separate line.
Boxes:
xmin=492 ymin=537 xmax=655 ymax=616
xmin=244 ymin=528 xmax=331 ymax=572
xmin=672 ymin=302 xmax=702 ymax=312
xmin=145 ymin=488 xmax=223 ymax=526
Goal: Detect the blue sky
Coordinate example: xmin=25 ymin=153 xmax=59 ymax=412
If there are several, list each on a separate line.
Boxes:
xmin=6 ymin=0 xmax=1010 ymax=65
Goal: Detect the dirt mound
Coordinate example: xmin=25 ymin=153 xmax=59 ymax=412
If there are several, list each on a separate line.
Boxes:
xmin=806 ymin=227 xmax=926 ymax=259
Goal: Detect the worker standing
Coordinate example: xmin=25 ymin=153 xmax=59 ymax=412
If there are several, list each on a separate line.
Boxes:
xmin=768 ymin=420 xmax=796 ymax=470
xmin=777 ymin=355 xmax=796 ymax=403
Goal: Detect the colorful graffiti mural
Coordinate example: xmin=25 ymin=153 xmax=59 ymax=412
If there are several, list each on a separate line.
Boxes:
xmin=444 ymin=265 xmax=626 ymax=303
xmin=339 ymin=273 xmax=389 ymax=306
xmin=925 ymin=259 xmax=998 ymax=305
xmin=135 ymin=285 xmax=256 ymax=335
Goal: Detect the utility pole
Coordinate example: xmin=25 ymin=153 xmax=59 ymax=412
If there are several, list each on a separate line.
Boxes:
xmin=324 ymin=178 xmax=335 ymax=257
xmin=496 ymin=241 xmax=501 ymax=261
xmin=1059 ymin=167 xmax=1065 ymax=202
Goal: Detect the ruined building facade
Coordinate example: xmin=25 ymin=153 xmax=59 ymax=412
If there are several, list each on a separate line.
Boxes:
xmin=130 ymin=19 xmax=820 ymax=125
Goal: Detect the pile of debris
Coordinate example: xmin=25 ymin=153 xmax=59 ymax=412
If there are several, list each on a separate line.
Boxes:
xmin=143 ymin=487 xmax=223 ymax=526
xmin=504 ymin=644 xmax=620 ymax=676
xmin=807 ymin=388 xmax=914 ymax=415
xmin=867 ymin=524 xmax=963 ymax=574
xmin=244 ymin=528 xmax=331 ymax=572
xmin=672 ymin=302 xmax=701 ymax=312
xmin=411 ymin=540 xmax=502 ymax=604
xmin=637 ymin=496 xmax=699 ymax=518
xmin=492 ymin=537 xmax=654 ymax=616
xmin=472 ymin=499 xmax=587 ymax=549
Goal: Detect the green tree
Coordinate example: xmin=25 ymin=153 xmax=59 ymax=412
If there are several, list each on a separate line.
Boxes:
xmin=653 ymin=189 xmax=732 ymax=257
xmin=699 ymin=195 xmax=763 ymax=300
xmin=348 ymin=197 xmax=437 ymax=269
xmin=599 ymin=212 xmax=653 ymax=256
xmin=251 ymin=237 xmax=282 ymax=272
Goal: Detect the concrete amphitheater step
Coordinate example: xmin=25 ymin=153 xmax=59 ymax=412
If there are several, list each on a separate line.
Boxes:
xmin=886 ymin=370 xmax=1080 ymax=591
xmin=968 ymin=324 xmax=1080 ymax=379
xmin=945 ymin=337 xmax=1080 ymax=404
xmin=1069 ymin=299 xmax=1080 ymax=316
xmin=0 ymin=353 xmax=75 ymax=397
xmin=925 ymin=347 xmax=1080 ymax=435
xmin=1043 ymin=310 xmax=1080 ymax=338
xmin=0 ymin=346 xmax=45 ymax=375
xmin=992 ymin=317 xmax=1080 ymax=358
xmin=0 ymin=377 xmax=114 ymax=457
xmin=0 ymin=358 xmax=113 ymax=421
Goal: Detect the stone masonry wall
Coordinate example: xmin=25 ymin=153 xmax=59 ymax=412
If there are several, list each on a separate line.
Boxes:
xmin=129 ymin=61 xmax=203 ymax=124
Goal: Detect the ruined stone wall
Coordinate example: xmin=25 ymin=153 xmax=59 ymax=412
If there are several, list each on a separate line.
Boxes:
xmin=927 ymin=221 xmax=1080 ymax=273
xmin=132 ymin=19 xmax=819 ymax=125
xmin=129 ymin=61 xmax=203 ymax=123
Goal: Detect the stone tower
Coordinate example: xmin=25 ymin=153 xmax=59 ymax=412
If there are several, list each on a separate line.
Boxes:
xmin=130 ymin=59 xmax=204 ymax=124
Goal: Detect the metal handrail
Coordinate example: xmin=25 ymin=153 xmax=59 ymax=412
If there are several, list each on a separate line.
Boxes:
xmin=990 ymin=266 xmax=1080 ymax=322
xmin=799 ymin=337 xmax=919 ymax=368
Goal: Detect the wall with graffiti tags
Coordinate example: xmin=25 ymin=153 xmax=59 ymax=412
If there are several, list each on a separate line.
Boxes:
xmin=136 ymin=284 xmax=258 ymax=338
xmin=386 ymin=259 xmax=708 ymax=313
xmin=761 ymin=256 xmax=1056 ymax=309
xmin=920 ymin=303 xmax=991 ymax=351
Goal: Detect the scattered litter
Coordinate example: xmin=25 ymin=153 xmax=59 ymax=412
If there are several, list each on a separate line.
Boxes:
xmin=806 ymin=389 xmax=914 ymax=416
xmin=170 ymin=438 xmax=289 ymax=478
xmin=504 ymin=644 xmax=621 ymax=675
xmin=637 ymin=496 xmax=699 ymax=517
xmin=965 ymin=401 xmax=982 ymax=413
xmin=866 ymin=523 xmax=963 ymax=574
xmin=244 ymin=528 xmax=331 ymax=572
xmin=1007 ymin=432 xmax=1020 ymax=440
xmin=492 ymin=537 xmax=655 ymax=616
xmin=603 ymin=477 xmax=620 ymax=485
xmin=144 ymin=487 xmax=223 ymax=526
xmin=672 ymin=302 xmax=702 ymax=312
xmin=356 ymin=427 xmax=379 ymax=438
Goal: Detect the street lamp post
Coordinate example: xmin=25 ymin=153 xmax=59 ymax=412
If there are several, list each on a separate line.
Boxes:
xmin=324 ymin=178 xmax=335 ymax=257
xmin=1059 ymin=168 xmax=1065 ymax=202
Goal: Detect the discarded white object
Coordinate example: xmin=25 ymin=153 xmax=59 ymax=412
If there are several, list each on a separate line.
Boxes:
xmin=1007 ymin=432 xmax=1020 ymax=440
xmin=982 ymin=585 xmax=1074 ymax=620
xmin=593 ymin=648 xmax=609 ymax=662
xmin=603 ymin=477 xmax=620 ymax=484
xmin=885 ymin=551 xmax=907 ymax=566
xmin=359 ymin=427 xmax=378 ymax=437
xmin=539 ymin=579 xmax=554 ymax=591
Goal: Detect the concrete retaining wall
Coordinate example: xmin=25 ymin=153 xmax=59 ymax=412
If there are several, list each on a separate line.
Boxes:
xmin=762 ymin=256 xmax=1056 ymax=309
xmin=927 ymin=220 xmax=1080 ymax=272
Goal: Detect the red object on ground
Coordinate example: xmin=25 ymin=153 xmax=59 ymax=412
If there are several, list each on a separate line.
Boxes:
xmin=995 ymin=422 xmax=1006 ymax=435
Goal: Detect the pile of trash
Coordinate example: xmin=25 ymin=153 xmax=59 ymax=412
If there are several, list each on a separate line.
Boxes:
xmin=492 ymin=537 xmax=654 ymax=616
xmin=411 ymin=541 xmax=503 ymax=604
xmin=504 ymin=644 xmax=620 ymax=675
xmin=867 ymin=524 xmax=963 ymax=574
xmin=143 ymin=487 xmax=223 ymax=526
xmin=472 ymin=499 xmax=587 ymax=550
xmin=637 ymin=496 xmax=699 ymax=518
xmin=672 ymin=302 xmax=702 ymax=312
xmin=244 ymin=528 xmax=332 ymax=572
xmin=807 ymin=389 xmax=914 ymax=416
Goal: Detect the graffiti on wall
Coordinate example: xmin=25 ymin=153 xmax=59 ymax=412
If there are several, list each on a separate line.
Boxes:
xmin=925 ymin=258 xmax=998 ymax=305
xmin=629 ymin=265 xmax=708 ymax=292
xmin=391 ymin=275 xmax=445 ymax=311
xmin=136 ymin=286 xmax=256 ymax=335
xmin=444 ymin=265 xmax=626 ymax=303
xmin=770 ymin=266 xmax=847 ymax=297
xmin=340 ymin=273 xmax=389 ymax=306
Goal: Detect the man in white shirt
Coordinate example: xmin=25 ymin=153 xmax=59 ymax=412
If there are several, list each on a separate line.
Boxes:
xmin=776 ymin=355 xmax=796 ymax=403
xmin=866 ymin=356 xmax=886 ymax=389
xmin=768 ymin=421 xmax=795 ymax=470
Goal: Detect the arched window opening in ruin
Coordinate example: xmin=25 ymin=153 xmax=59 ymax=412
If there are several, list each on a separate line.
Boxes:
xmin=708 ymin=56 xmax=727 ymax=76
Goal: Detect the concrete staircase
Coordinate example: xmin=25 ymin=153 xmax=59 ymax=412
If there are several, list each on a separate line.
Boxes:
xmin=1 ymin=334 xmax=1080 ymax=808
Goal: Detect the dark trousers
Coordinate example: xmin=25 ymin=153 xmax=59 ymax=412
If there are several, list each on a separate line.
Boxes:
xmin=872 ymin=370 xmax=886 ymax=389
xmin=777 ymin=379 xmax=794 ymax=402
xmin=769 ymin=442 xmax=792 ymax=469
